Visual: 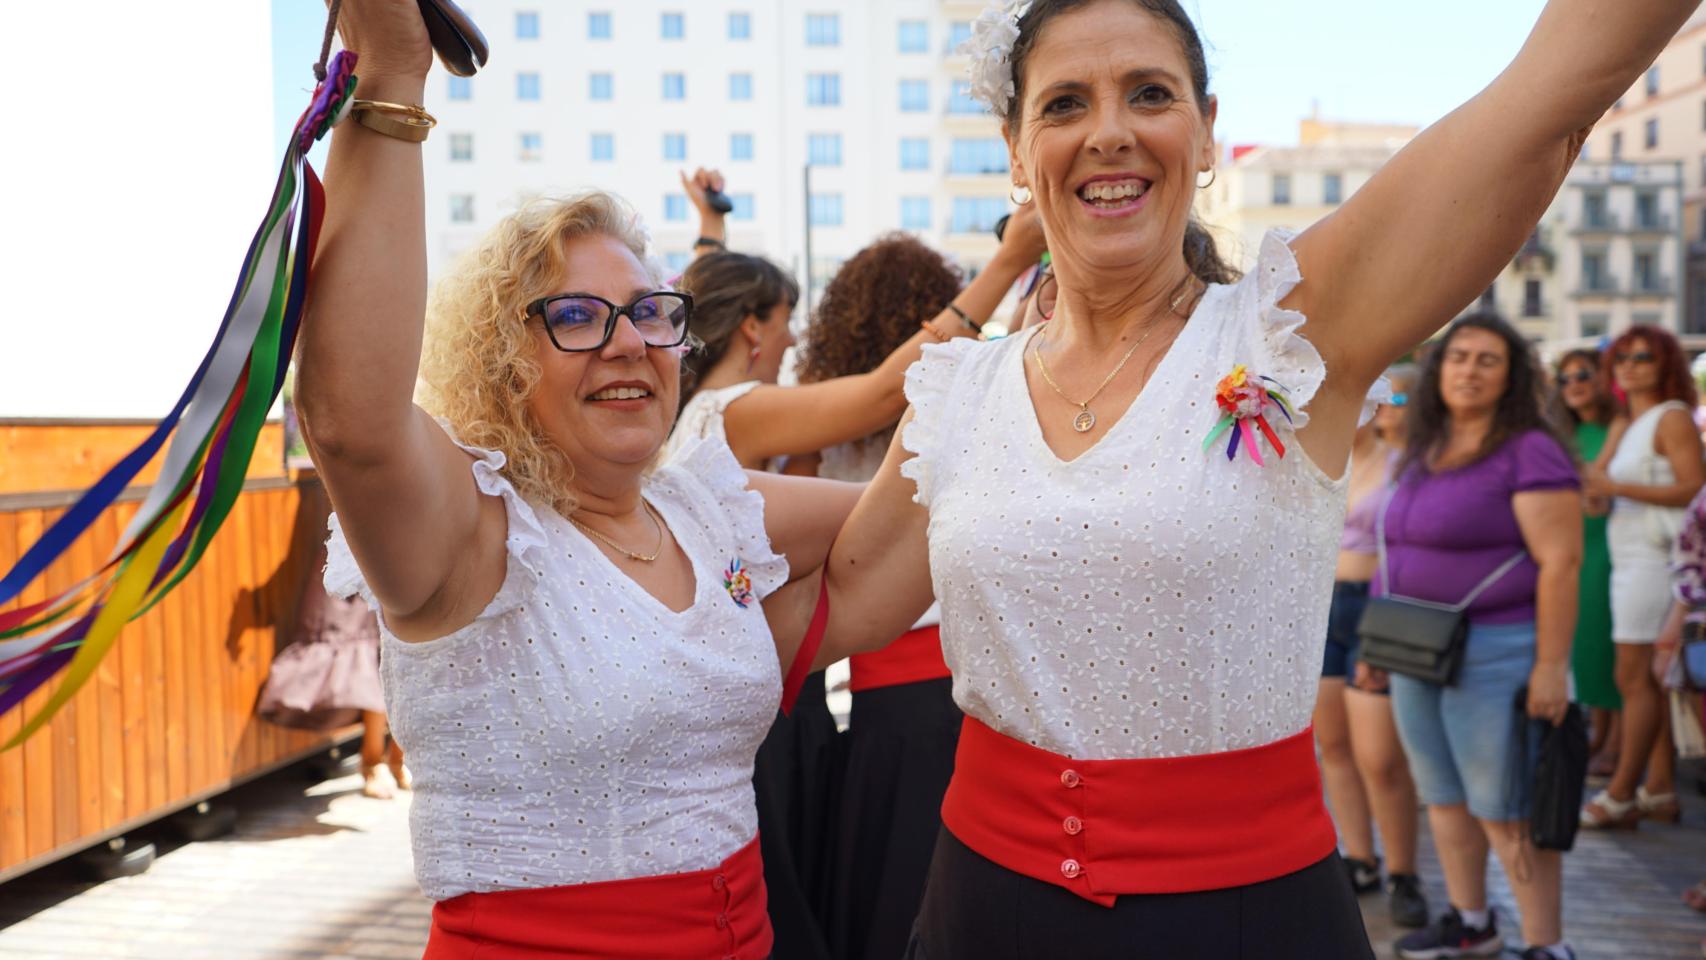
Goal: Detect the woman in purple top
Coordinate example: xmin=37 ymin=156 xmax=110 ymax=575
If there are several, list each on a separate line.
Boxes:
xmin=1373 ymin=314 xmax=1582 ymax=960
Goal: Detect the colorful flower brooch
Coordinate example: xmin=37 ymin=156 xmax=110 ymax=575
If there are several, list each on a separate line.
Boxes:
xmin=1202 ymin=365 xmax=1295 ymax=466
xmin=723 ymin=558 xmax=756 ymax=609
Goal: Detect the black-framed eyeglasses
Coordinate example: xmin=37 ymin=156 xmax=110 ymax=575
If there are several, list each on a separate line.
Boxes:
xmin=1556 ymin=369 xmax=1595 ymax=386
xmin=525 ymin=291 xmax=694 ymax=352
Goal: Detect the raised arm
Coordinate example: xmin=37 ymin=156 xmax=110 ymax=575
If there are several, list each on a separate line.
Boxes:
xmin=682 ymin=167 xmax=728 ymax=260
xmin=721 ymin=206 xmax=1046 ymax=465
xmin=295 ymin=0 xmax=505 ymax=635
xmin=1292 ymin=1 xmax=1697 ymax=431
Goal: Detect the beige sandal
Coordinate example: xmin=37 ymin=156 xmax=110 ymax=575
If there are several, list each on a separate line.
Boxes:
xmin=1639 ymin=786 xmax=1681 ymax=823
xmin=1580 ymin=789 xmax=1640 ymax=829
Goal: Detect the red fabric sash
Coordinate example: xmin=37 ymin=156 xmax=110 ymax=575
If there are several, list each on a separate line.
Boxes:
xmin=940 ymin=717 xmax=1337 ymax=905
xmin=780 ymin=572 xmax=829 ymax=716
xmin=849 ymin=624 xmax=950 ymax=692
xmin=423 ymin=835 xmax=771 ymax=959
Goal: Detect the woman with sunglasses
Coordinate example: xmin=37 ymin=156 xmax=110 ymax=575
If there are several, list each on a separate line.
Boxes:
xmin=1551 ymin=349 xmax=1623 ymax=779
xmin=294 ymin=5 xmax=872 ymax=956
xmin=1580 ymin=325 xmax=1703 ymax=829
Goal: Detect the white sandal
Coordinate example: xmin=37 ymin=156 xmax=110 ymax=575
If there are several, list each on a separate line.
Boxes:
xmin=1580 ymin=788 xmax=1641 ymax=829
xmin=1638 ymin=786 xmax=1681 ymax=823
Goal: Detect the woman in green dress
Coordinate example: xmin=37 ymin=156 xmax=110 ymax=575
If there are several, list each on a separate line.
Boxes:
xmin=1553 ymin=348 xmax=1622 ymax=772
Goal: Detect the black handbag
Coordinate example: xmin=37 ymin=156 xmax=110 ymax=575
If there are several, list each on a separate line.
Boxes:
xmin=1520 ymin=692 xmax=1588 ymax=851
xmin=1356 ymin=492 xmax=1527 ymax=686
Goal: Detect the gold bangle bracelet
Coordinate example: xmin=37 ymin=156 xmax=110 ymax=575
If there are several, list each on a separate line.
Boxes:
xmin=348 ymin=99 xmax=437 ymax=143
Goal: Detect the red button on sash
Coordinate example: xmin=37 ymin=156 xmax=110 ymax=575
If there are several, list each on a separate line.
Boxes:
xmin=716 ymin=914 xmax=730 ymax=929
xmin=1062 ymin=815 xmax=1083 ymax=835
xmin=711 ymin=874 xmax=727 ymax=891
xmin=1060 ymin=769 xmax=1082 ymax=788
xmin=1060 ymin=858 xmax=1083 ymax=879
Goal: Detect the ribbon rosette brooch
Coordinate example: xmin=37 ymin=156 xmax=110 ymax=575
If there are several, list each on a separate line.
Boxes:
xmin=723 ymin=558 xmax=756 ymax=609
xmin=1202 ymin=365 xmax=1295 ymax=466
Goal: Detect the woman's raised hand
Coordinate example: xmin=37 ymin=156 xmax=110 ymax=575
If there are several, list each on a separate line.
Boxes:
xmin=333 ymin=0 xmax=435 ymax=82
xmin=996 ymin=201 xmax=1048 ymax=267
xmin=680 ymin=168 xmax=728 ymax=218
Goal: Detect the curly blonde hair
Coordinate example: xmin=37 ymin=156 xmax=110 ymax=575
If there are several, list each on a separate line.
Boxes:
xmin=417 ymin=192 xmax=662 ymax=515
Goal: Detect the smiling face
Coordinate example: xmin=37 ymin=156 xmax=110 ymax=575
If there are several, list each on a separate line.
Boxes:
xmin=1557 ymin=355 xmax=1601 ymax=415
xmin=523 ymin=233 xmax=682 ymax=479
xmin=1438 ymin=327 xmax=1511 ymax=420
xmin=1005 ymin=0 xmax=1217 ymax=281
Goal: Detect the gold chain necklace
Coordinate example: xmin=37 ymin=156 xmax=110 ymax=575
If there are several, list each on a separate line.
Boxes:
xmin=1032 ymin=280 xmax=1198 ymax=434
xmin=571 ymin=500 xmax=666 ymax=562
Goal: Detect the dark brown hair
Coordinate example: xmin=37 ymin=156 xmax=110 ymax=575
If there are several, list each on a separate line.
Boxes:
xmin=1606 ymin=324 xmax=1697 ymax=410
xmin=1550 ymin=348 xmax=1615 ymax=430
xmin=1005 ymin=0 xmax=1238 ymax=285
xmin=674 ymin=252 xmax=799 ymax=409
xmin=1399 ymin=312 xmax=1567 ymax=478
xmin=796 ymin=234 xmax=962 ymax=387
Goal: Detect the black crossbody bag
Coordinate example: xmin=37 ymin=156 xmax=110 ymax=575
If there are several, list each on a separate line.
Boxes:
xmin=1356 ymin=493 xmax=1527 ymax=686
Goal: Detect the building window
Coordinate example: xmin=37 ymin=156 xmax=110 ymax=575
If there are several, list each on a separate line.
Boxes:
xmin=590 ymin=72 xmax=613 ymax=100
xmin=1584 ymin=191 xmax=1608 ymax=228
xmin=899 ymin=79 xmax=930 ymax=112
xmin=589 ymin=11 xmax=611 ymax=39
xmin=1611 ymin=130 xmax=1623 ymax=159
xmin=1636 ymin=250 xmax=1660 ymax=291
xmin=950 ymin=138 xmax=1010 ymax=175
xmin=450 ymin=194 xmax=474 ymax=224
xmin=449 ymin=132 xmax=473 ymax=162
xmin=899 ymin=137 xmax=930 ymax=171
xmin=1701 ymin=98 xmax=1706 ymax=132
xmin=809 ymin=133 xmax=843 ymax=167
xmin=663 ymin=73 xmax=686 ymax=100
xmin=517 ymin=72 xmax=541 ymax=101
xmin=1647 ymin=117 xmax=1660 ymax=150
xmin=1583 ymin=251 xmax=1608 ymax=291
xmin=1637 ymin=191 xmax=1660 ymax=229
xmin=729 ymin=73 xmax=753 ymax=101
xmin=948 ymin=81 xmax=983 ymax=115
xmin=948 ymin=21 xmax=973 ymax=51
xmin=664 ymin=195 xmax=689 ymax=222
xmin=730 ymin=133 xmax=754 ymax=161
xmin=1648 ymin=65 xmax=1661 ymax=97
xmin=729 ymin=12 xmax=751 ymax=39
xmin=951 ymin=197 xmax=1007 ymax=234
xmin=448 ymin=76 xmax=471 ymax=100
xmin=809 ymin=193 xmax=844 ymax=227
xmin=901 ymin=196 xmax=932 ymax=230
xmin=661 ymin=12 xmax=684 ymax=39
xmin=519 ymin=132 xmax=543 ymax=162
xmin=806 ymin=13 xmax=840 ymax=46
xmin=1523 ymin=279 xmax=1543 ymax=317
xmin=731 ymin=194 xmax=755 ymax=221
xmin=1581 ymin=312 xmax=1609 ymax=338
xmin=663 ymin=133 xmax=687 ymax=161
xmin=1322 ymin=172 xmax=1343 ymax=205
xmin=807 ymin=73 xmax=841 ymax=106
xmin=590 ymin=133 xmax=614 ymax=162
xmin=1479 ymin=286 xmax=1497 ymax=309
xmin=898 ymin=20 xmax=928 ymax=53
xmin=1272 ymin=173 xmax=1292 ymax=206
xmin=516 ymin=11 xmax=540 ymax=39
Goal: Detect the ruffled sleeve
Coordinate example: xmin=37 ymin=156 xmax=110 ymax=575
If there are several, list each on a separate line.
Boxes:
xmin=658 ymin=436 xmax=789 ymax=600
xmin=322 ymin=432 xmax=553 ymax=625
xmin=1245 ymin=230 xmax=1391 ymax=429
xmin=899 ymin=338 xmax=976 ymax=508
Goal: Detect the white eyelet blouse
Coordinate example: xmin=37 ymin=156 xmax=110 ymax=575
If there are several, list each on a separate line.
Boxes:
xmin=323 ymin=433 xmax=788 ymax=901
xmin=901 ymin=231 xmax=1387 ymax=761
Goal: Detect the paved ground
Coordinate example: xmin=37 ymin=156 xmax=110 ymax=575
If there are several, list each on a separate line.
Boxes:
xmin=2 ymin=754 xmax=1704 ymax=959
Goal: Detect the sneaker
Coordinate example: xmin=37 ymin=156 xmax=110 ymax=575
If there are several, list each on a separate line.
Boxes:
xmin=1394 ymin=908 xmax=1503 ymax=959
xmin=1388 ymin=873 xmax=1430 ymax=929
xmin=1519 ymin=948 xmax=1576 ymax=960
xmin=1344 ymin=855 xmax=1382 ymax=894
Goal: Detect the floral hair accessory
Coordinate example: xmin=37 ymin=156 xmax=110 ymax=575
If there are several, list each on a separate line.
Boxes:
xmin=723 ymin=558 xmax=756 ymax=609
xmin=960 ymin=1 xmax=1032 ymax=117
xmin=1203 ymin=365 xmax=1295 ymax=466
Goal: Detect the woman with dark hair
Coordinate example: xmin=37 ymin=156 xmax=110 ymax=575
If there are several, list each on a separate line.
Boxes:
xmin=1375 ymin=315 xmax=1582 ymax=958
xmin=1552 ymin=349 xmax=1623 ymax=777
xmin=1580 ymin=324 xmax=1703 ymax=829
xmin=781 ymin=0 xmax=1689 ymax=955
xmin=665 ymin=216 xmax=1045 ymax=960
xmin=786 ymin=234 xmax=966 ymax=960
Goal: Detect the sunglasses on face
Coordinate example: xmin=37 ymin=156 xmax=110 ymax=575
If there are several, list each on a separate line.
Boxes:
xmin=1613 ymin=351 xmax=1656 ymax=366
xmin=1556 ymin=369 xmax=1595 ymax=386
xmin=525 ymin=291 xmax=694 ymax=353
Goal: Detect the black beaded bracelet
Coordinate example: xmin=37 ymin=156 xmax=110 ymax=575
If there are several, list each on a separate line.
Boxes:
xmin=947 ymin=302 xmax=981 ymax=333
xmin=693 ymin=236 xmax=726 ymax=250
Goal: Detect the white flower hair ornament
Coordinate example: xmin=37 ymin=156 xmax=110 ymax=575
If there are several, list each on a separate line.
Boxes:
xmin=959 ymin=1 xmax=1032 ymax=117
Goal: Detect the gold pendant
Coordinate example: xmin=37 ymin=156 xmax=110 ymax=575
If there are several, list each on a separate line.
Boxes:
xmin=1073 ymin=409 xmax=1096 ymax=433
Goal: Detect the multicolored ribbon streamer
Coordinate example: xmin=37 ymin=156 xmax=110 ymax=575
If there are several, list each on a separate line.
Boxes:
xmin=0 ymin=52 xmax=360 ymax=750
xmin=1201 ymin=364 xmax=1294 ymax=466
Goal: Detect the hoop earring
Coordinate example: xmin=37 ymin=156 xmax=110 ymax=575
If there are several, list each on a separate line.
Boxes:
xmin=1009 ymin=184 xmax=1033 ymax=205
xmin=1197 ymin=169 xmax=1217 ymax=190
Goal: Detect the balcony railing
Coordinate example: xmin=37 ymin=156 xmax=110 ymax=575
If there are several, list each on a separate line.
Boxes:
xmin=1630 ymin=213 xmax=1675 ymax=233
xmin=1520 ymin=299 xmax=1551 ymax=318
xmin=1631 ymin=277 xmax=1675 ymax=295
xmin=1573 ymin=277 xmax=1621 ymax=296
xmin=1572 ymin=212 xmax=1622 ymax=233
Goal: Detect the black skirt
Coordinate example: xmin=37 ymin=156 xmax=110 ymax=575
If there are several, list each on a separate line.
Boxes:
xmin=828 ymin=678 xmax=961 ymax=960
xmin=753 ymin=670 xmax=840 ymax=960
xmin=904 ymin=828 xmax=1374 ymax=960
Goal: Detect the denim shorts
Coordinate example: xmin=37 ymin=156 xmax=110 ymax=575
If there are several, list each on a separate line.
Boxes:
xmin=1389 ymin=621 xmax=1541 ymax=822
xmin=1322 ymin=581 xmax=1369 ymax=679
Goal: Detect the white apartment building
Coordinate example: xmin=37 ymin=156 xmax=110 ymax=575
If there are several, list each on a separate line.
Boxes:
xmin=422 ymin=1 xmax=1007 ymax=311
xmin=1552 ymin=160 xmax=1688 ymax=351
